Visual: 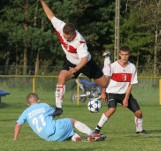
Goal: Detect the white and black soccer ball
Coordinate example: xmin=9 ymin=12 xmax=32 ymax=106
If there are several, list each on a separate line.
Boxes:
xmin=87 ymin=99 xmax=101 ymax=113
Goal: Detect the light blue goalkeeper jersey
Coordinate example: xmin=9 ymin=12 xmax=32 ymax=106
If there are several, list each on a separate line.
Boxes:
xmin=16 ymin=103 xmax=74 ymax=141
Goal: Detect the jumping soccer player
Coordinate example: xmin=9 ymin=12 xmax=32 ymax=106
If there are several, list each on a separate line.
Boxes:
xmin=40 ymin=0 xmax=108 ymax=117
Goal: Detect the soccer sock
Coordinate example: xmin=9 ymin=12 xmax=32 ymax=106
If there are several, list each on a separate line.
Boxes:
xmin=135 ymin=116 xmax=143 ymax=132
xmin=74 ymin=121 xmax=93 ymax=136
xmin=55 ymin=85 xmax=65 ymax=108
xmin=71 ymin=133 xmax=81 ymax=141
xmin=95 ymin=113 xmax=108 ymax=131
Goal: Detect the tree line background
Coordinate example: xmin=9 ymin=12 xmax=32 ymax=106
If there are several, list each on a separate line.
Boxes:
xmin=0 ymin=0 xmax=161 ymax=76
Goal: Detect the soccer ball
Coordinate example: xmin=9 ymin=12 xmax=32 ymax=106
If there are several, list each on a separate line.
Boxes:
xmin=87 ymin=99 xmax=101 ymax=113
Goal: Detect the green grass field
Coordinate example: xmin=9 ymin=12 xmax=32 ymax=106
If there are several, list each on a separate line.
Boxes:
xmin=0 ymin=89 xmax=161 ymax=151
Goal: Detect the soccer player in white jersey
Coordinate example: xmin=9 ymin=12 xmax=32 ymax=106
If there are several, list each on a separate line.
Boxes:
xmin=40 ymin=0 xmax=108 ymax=117
xmin=14 ymin=93 xmax=106 ymax=142
xmin=94 ymin=46 xmax=148 ymax=134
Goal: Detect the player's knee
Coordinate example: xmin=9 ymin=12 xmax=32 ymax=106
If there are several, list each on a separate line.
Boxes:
xmin=72 ymin=119 xmax=76 ymax=124
xmin=135 ymin=110 xmax=142 ymax=118
xmin=110 ymin=107 xmax=116 ymax=113
xmin=104 ymin=107 xmax=116 ymax=118
xmin=57 ymin=75 xmax=65 ymax=83
xmin=96 ymin=77 xmax=108 ymax=88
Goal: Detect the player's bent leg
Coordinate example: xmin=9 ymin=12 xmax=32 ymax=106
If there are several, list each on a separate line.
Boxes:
xmin=94 ymin=75 xmax=108 ymax=89
xmin=73 ymin=119 xmax=106 ymax=142
xmin=73 ymin=120 xmax=93 ymax=136
xmin=134 ymin=109 xmax=143 ymax=132
xmin=135 ymin=109 xmax=142 ymax=118
xmin=55 ymin=84 xmax=65 ymax=108
xmin=95 ymin=108 xmax=116 ymax=134
xmin=55 ymin=70 xmax=73 ymax=110
xmin=71 ymin=133 xmax=81 ymax=142
xmin=134 ymin=110 xmax=149 ymax=134
xmin=94 ymin=76 xmax=109 ymax=100
xmin=57 ymin=70 xmax=74 ymax=83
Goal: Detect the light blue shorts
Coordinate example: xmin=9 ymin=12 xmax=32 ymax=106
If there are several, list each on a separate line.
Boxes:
xmin=49 ymin=118 xmax=74 ymax=142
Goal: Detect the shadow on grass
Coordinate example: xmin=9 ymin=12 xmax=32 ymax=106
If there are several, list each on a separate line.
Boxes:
xmin=28 ymin=148 xmax=98 ymax=151
xmin=0 ymin=102 xmax=9 ymax=108
xmin=125 ymin=129 xmax=161 ymax=138
xmin=0 ymin=118 xmax=17 ymax=122
xmin=147 ymin=129 xmax=161 ymax=133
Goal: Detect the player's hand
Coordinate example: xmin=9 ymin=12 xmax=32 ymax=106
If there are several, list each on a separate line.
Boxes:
xmin=122 ymin=99 xmax=128 ymax=108
xmin=101 ymin=91 xmax=107 ymax=101
xmin=52 ymin=107 xmax=63 ymax=118
xmin=69 ymin=67 xmax=77 ymax=75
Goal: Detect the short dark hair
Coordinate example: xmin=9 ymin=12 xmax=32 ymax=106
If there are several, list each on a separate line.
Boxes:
xmin=119 ymin=46 xmax=131 ymax=52
xmin=26 ymin=93 xmax=39 ymax=104
xmin=63 ymin=23 xmax=76 ymax=35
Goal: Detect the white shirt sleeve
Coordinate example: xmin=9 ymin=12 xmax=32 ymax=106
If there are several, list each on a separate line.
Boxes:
xmin=131 ymin=65 xmax=138 ymax=84
xmin=77 ymin=43 xmax=91 ymax=60
xmin=51 ymin=16 xmax=65 ymax=32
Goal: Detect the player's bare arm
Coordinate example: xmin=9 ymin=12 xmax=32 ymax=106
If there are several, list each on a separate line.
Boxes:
xmin=69 ymin=56 xmax=88 ymax=74
xmin=14 ymin=123 xmax=22 ymax=141
xmin=103 ymin=75 xmax=110 ymax=101
xmin=101 ymin=89 xmax=106 ymax=101
xmin=40 ymin=0 xmax=54 ymax=21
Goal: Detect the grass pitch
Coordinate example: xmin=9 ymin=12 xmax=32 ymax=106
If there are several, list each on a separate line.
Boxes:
xmin=0 ymin=92 xmax=161 ymax=151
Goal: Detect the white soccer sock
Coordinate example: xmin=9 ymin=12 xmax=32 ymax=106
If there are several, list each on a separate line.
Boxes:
xmin=74 ymin=121 xmax=93 ymax=136
xmin=135 ymin=116 xmax=143 ymax=132
xmin=96 ymin=113 xmax=108 ymax=128
xmin=55 ymin=85 xmax=65 ymax=108
xmin=71 ymin=133 xmax=81 ymax=141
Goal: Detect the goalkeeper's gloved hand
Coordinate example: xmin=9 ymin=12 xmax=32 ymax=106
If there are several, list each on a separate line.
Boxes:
xmin=52 ymin=107 xmax=63 ymax=118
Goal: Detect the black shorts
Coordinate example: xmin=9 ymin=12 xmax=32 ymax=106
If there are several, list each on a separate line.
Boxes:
xmin=107 ymin=93 xmax=140 ymax=113
xmin=62 ymin=58 xmax=103 ymax=79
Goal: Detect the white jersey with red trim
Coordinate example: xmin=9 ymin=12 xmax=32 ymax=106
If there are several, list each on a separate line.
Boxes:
xmin=51 ymin=17 xmax=91 ymax=65
xmin=106 ymin=61 xmax=138 ymax=94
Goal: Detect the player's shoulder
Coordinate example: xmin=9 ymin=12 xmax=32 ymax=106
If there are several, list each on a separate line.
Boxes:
xmin=40 ymin=102 xmax=50 ymax=107
xmin=127 ymin=61 xmax=136 ymax=68
xmin=75 ymin=31 xmax=86 ymax=43
xmin=110 ymin=61 xmax=118 ymax=67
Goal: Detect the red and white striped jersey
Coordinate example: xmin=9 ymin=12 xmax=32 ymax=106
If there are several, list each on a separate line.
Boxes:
xmin=51 ymin=17 xmax=91 ymax=65
xmin=106 ymin=61 xmax=138 ymax=94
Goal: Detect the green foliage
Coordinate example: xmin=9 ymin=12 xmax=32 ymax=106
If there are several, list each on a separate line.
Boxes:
xmin=120 ymin=0 xmax=161 ymax=72
xmin=0 ymin=0 xmax=161 ymax=75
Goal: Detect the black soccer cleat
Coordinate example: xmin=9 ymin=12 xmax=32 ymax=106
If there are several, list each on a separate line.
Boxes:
xmin=52 ymin=107 xmax=63 ymax=118
xmin=136 ymin=130 xmax=149 ymax=134
xmin=94 ymin=129 xmax=100 ymax=134
xmin=92 ymin=133 xmax=106 ymax=142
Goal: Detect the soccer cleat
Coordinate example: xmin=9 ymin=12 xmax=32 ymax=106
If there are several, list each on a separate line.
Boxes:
xmin=82 ymin=136 xmax=93 ymax=142
xmin=136 ymin=130 xmax=149 ymax=134
xmin=52 ymin=107 xmax=63 ymax=118
xmin=94 ymin=129 xmax=100 ymax=134
xmin=91 ymin=133 xmax=106 ymax=142
xmin=82 ymin=134 xmax=106 ymax=142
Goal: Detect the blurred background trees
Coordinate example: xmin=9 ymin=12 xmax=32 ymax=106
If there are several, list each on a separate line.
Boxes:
xmin=0 ymin=0 xmax=161 ymax=75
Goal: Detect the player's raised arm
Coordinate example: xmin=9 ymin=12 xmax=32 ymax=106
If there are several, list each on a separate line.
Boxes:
xmin=40 ymin=0 xmax=54 ymax=21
